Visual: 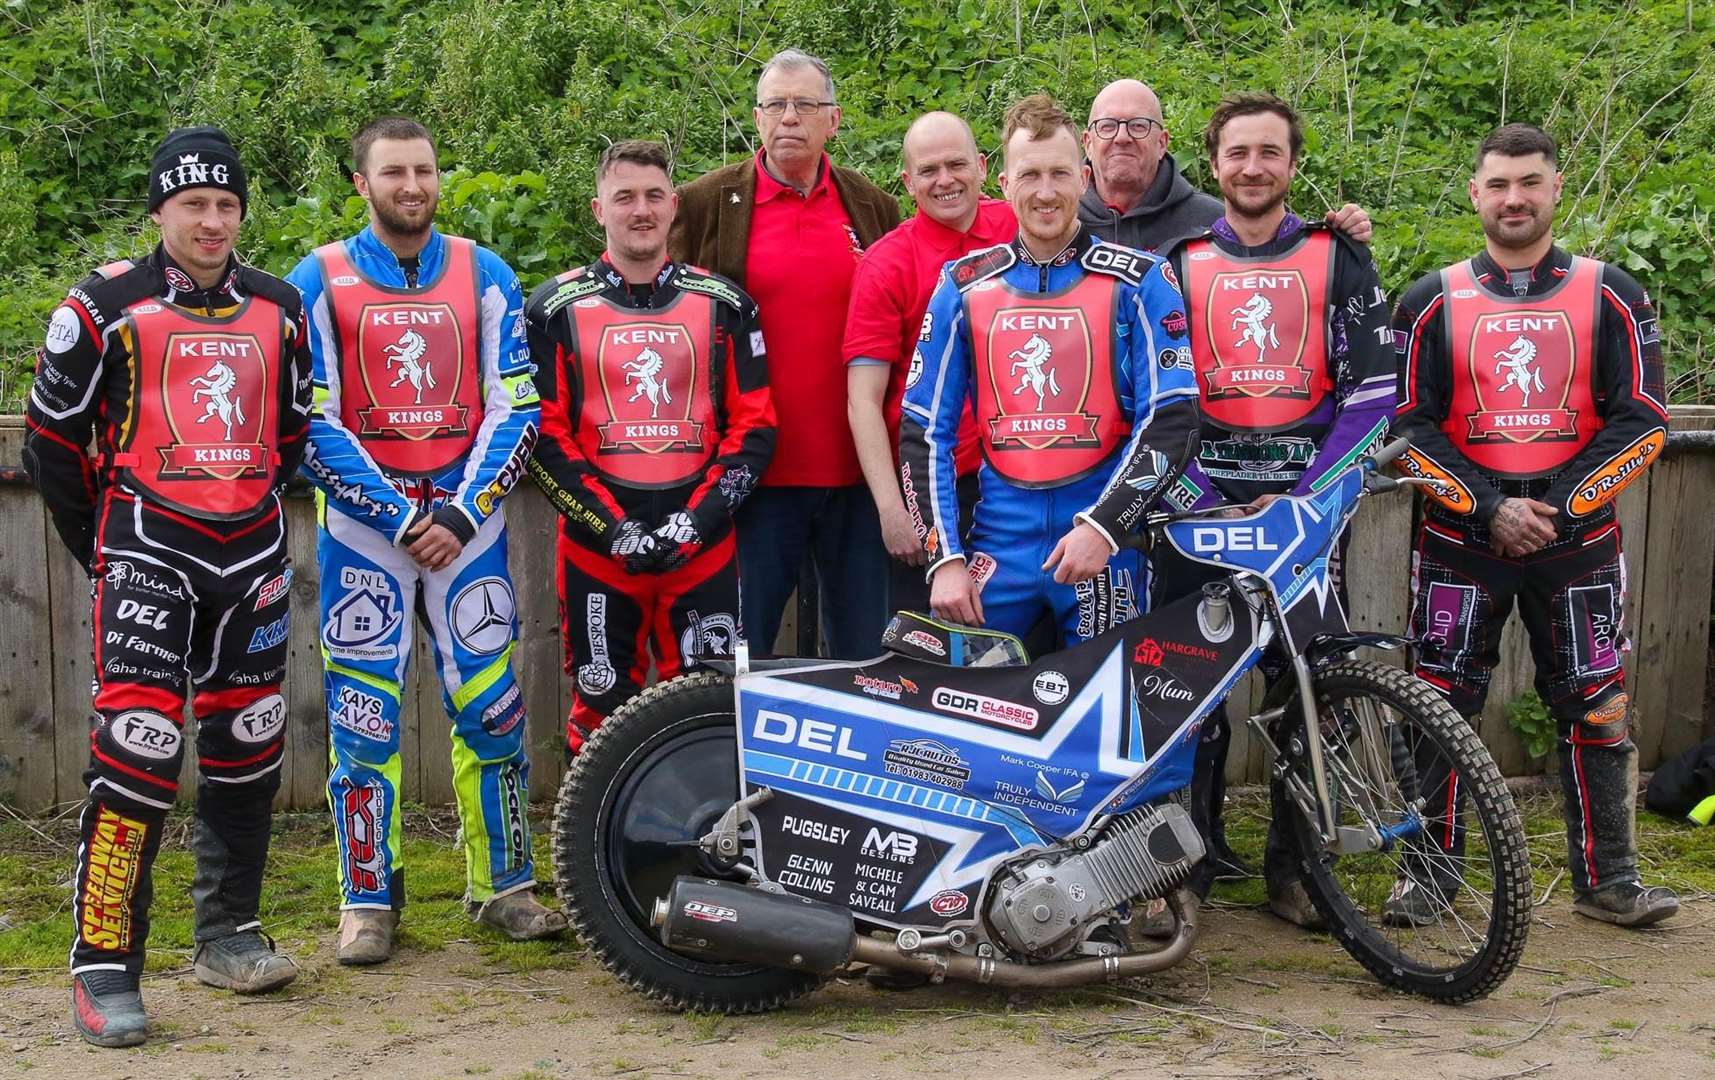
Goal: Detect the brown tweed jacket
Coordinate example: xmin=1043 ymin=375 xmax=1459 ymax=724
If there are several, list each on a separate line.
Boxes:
xmin=668 ymin=155 xmax=900 ymax=283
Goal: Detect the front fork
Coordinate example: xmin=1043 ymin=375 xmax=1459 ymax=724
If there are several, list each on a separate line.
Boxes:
xmin=1247 ymin=656 xmax=1401 ymax=858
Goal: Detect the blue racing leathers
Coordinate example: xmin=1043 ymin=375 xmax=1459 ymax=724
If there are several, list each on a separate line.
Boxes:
xmin=287 ymin=226 xmax=541 ymax=910
xmin=898 ymin=227 xmax=1200 ymax=644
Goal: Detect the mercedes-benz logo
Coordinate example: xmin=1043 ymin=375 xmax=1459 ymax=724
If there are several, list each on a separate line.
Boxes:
xmin=451 ymin=576 xmax=515 ymax=655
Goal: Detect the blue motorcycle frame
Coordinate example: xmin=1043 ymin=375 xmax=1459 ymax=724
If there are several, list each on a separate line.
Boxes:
xmin=716 ymin=453 xmax=1401 ymax=939
xmin=565 ymin=438 xmax=1527 ymax=1005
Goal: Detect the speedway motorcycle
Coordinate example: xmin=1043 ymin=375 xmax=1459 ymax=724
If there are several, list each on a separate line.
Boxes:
xmin=551 ymin=439 xmax=1531 ymax=1011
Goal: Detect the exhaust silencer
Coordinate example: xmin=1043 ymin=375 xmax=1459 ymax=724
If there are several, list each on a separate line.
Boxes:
xmin=654 ymin=877 xmax=855 ymax=974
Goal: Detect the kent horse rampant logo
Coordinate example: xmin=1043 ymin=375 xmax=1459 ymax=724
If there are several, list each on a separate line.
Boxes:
xmin=983 ymin=307 xmax=1100 ymax=450
xmin=1465 ymin=310 xmax=1580 ymax=444
xmin=1202 ymin=269 xmax=1312 ymax=400
xmin=596 ymin=322 xmax=704 ymax=453
xmin=354 ymin=302 xmax=469 ymax=440
xmin=158 ymin=333 xmax=270 ymax=478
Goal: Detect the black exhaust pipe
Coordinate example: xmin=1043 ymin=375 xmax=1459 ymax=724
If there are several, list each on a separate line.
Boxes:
xmin=654 ymin=877 xmax=855 ymax=974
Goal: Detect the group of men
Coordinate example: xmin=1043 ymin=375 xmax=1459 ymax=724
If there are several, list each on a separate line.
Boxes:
xmin=26 ymin=45 xmax=1675 ymax=1049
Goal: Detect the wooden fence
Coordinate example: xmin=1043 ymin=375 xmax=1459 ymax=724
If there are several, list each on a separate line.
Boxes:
xmin=1 ymin=409 xmax=1712 ymax=811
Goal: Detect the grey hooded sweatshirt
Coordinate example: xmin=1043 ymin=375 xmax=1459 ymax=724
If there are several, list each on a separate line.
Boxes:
xmin=1076 ymin=151 xmax=1222 ymax=254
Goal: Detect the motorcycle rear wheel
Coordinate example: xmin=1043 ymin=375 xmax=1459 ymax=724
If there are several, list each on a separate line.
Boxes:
xmin=552 ymin=670 xmax=821 ymax=1012
xmin=1278 ymin=659 xmax=1531 ymax=1003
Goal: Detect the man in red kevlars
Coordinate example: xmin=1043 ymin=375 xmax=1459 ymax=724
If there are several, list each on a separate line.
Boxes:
xmin=527 ymin=140 xmax=776 ymax=754
xmin=27 ymin=127 xmax=311 ymax=1046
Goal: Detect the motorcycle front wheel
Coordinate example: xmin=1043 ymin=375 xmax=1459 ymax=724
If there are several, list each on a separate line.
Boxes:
xmin=552 ymin=670 xmax=821 ymax=1012
xmin=1277 ymin=659 xmax=1531 ymax=1003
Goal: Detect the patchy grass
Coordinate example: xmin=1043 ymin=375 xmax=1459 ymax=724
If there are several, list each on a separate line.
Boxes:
xmin=0 ymin=806 xmax=563 ymax=974
xmin=1205 ymin=784 xmax=1715 ymax=920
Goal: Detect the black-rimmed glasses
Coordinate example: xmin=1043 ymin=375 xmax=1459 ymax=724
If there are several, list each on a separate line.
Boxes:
xmin=1089 ymin=117 xmax=1162 ymax=140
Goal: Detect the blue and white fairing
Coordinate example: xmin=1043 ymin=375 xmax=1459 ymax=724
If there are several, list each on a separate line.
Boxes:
xmin=1164 ymin=464 xmax=1365 ymax=653
xmin=732 ymin=589 xmax=1261 ymax=929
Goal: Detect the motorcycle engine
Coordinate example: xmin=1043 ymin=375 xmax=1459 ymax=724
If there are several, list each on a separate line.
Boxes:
xmin=985 ymin=802 xmax=1204 ymax=960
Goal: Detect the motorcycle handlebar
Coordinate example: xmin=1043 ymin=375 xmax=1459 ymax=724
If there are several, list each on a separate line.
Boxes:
xmin=1368 ymin=436 xmax=1411 ymax=470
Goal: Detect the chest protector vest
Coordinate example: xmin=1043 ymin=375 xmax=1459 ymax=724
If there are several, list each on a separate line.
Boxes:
xmin=1441 ymin=257 xmax=1602 ymax=478
xmin=1182 ymin=230 xmax=1335 ymax=432
xmin=116 ymin=294 xmax=284 ymax=520
xmin=316 ymin=237 xmax=484 ymax=477
xmin=565 ymin=285 xmax=719 ymax=489
xmin=966 ymin=273 xmax=1129 ymax=487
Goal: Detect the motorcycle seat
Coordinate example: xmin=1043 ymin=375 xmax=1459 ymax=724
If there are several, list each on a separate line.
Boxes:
xmin=880 ymin=611 xmax=1030 ymax=668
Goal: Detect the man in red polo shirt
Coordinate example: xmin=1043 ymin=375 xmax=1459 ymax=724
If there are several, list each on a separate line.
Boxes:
xmin=844 ymin=111 xmax=1014 ymax=614
xmin=672 ymin=49 xmax=899 ymax=658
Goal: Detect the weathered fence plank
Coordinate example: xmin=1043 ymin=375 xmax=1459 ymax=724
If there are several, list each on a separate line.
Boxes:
xmin=0 ymin=478 xmax=57 ymax=808
xmin=1634 ymin=408 xmax=1715 ymax=763
xmin=283 ymin=522 xmax=327 ymax=811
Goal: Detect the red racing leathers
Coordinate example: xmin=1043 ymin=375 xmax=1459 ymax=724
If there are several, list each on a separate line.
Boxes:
xmin=525 ymin=257 xmax=775 ymax=753
xmin=25 ymin=246 xmax=312 ymax=977
xmin=1393 ymin=245 xmax=1667 ymax=895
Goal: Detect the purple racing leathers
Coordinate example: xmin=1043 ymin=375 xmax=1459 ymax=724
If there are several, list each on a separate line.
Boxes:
xmin=1157 ymin=214 xmax=1396 ymax=894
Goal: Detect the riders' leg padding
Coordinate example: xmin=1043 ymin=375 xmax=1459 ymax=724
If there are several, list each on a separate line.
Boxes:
xmin=1407 ymin=523 xmax=1517 ymax=718
xmin=1516 ymin=514 xmax=1629 ymax=723
xmin=560 ymin=538 xmax=651 ymax=747
xmin=658 ymin=534 xmax=742 ymax=682
xmin=69 ymin=796 xmax=169 ymax=977
xmin=421 ymin=514 xmax=535 ymax=901
xmin=1556 ymin=694 xmax=1639 ymax=892
xmin=186 ymin=557 xmax=293 ymax=938
xmin=450 ymin=716 xmax=534 ymax=902
xmin=320 ymin=507 xmax=418 ymax=909
xmin=1510 ymin=513 xmax=1636 ymax=892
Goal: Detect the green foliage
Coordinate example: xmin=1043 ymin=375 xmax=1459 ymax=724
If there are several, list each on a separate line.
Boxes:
xmin=2 ymin=0 xmax=1712 ymax=402
xmin=1505 ymin=689 xmax=1556 ymax=761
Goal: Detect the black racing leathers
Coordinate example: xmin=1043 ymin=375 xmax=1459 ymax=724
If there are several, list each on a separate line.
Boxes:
xmin=525 ymin=256 xmax=775 ymax=750
xmin=26 ymin=245 xmax=312 ymax=976
xmin=1392 ymin=246 xmax=1667 ymax=896
xmin=1393 ymin=246 xmax=1667 ymax=523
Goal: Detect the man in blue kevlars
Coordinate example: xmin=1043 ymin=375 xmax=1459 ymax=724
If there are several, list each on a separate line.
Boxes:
xmin=287 ymin=116 xmax=565 ymax=965
xmin=898 ymin=94 xmax=1200 ymax=645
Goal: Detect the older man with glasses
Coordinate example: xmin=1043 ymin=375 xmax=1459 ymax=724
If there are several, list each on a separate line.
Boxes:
xmin=1078 ymin=79 xmax=1371 ymax=252
xmin=672 ymin=49 xmax=900 ymax=660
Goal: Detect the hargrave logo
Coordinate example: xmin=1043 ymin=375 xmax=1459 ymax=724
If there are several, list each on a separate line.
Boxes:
xmin=1202 ymin=271 xmax=1312 ymax=399
xmin=1467 ymin=310 xmax=1579 ymax=443
xmin=159 ymin=333 xmax=269 ymax=478
xmin=356 ymin=303 xmax=469 ymax=440
xmin=597 ymin=322 xmax=705 ymax=453
xmin=984 ymin=307 xmax=1100 ymax=449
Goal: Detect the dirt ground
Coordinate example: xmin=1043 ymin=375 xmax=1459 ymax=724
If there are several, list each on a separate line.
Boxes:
xmin=6 ymin=887 xmax=1713 ymax=1080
